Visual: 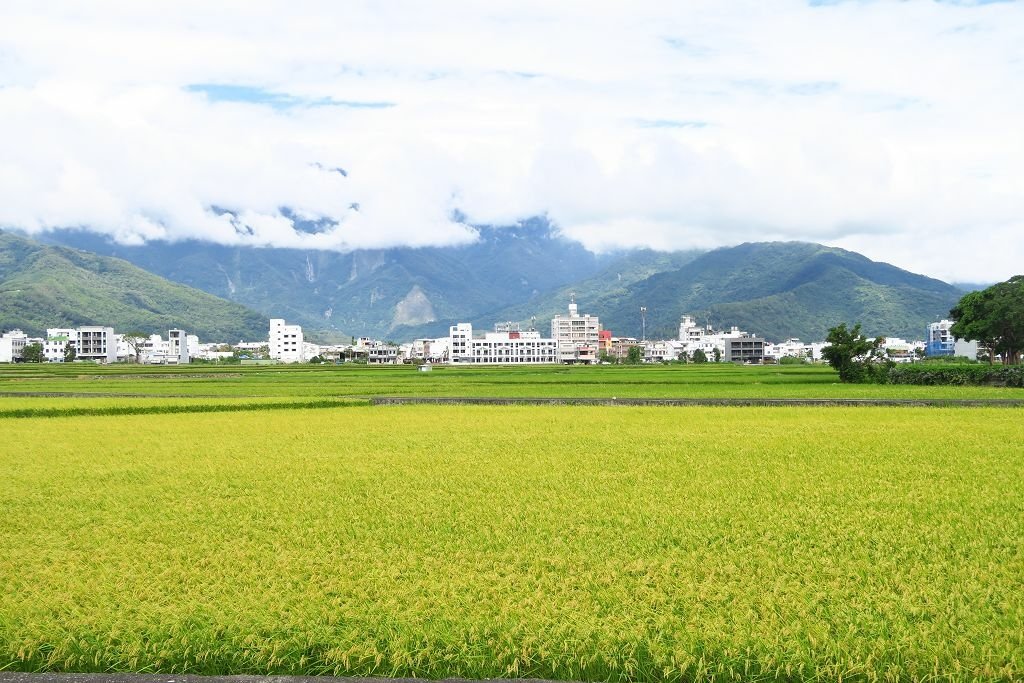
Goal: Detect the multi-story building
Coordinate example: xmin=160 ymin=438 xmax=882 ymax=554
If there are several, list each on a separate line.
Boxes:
xmin=674 ymin=316 xmax=758 ymax=362
xmin=366 ymin=341 xmax=400 ymax=364
xmin=644 ymin=340 xmax=684 ymax=362
xmin=43 ymin=328 xmax=76 ymax=362
xmin=269 ymin=318 xmax=304 ymax=362
xmin=724 ymin=336 xmax=765 ymax=363
xmin=0 ymin=329 xmax=29 ymax=363
xmin=925 ymin=320 xmax=955 ymax=356
xmin=76 ymin=326 xmax=117 ymax=363
xmin=766 ymin=338 xmax=814 ymax=362
xmin=551 ymin=296 xmax=600 ymax=364
xmin=448 ymin=323 xmax=558 ymax=364
xmin=678 ymin=315 xmax=709 ymax=344
xmin=449 ymin=323 xmax=472 ymax=362
xmin=167 ymin=329 xmax=191 ymax=364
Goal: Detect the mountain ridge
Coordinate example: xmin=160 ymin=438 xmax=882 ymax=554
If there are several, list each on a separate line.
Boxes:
xmin=0 ymin=231 xmax=268 ymax=340
xmin=29 ymin=226 xmax=964 ymax=343
xmin=39 ymin=218 xmax=607 ymax=341
xmin=586 ymin=241 xmax=962 ymax=341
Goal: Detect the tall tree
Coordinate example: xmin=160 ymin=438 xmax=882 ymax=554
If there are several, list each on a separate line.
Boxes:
xmin=21 ymin=342 xmax=44 ymax=363
xmin=122 ymin=332 xmax=149 ymax=364
xmin=950 ymin=276 xmax=1024 ymax=365
xmin=626 ymin=345 xmax=644 ymax=365
xmin=822 ymin=323 xmax=885 ymax=382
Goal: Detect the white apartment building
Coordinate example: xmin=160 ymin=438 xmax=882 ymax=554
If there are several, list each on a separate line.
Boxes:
xmin=551 ymin=296 xmax=600 ymax=364
xmin=167 ymin=329 xmax=191 ymax=364
xmin=403 ymin=338 xmax=446 ymax=363
xmin=448 ymin=323 xmax=558 ymax=364
xmin=367 ymin=344 xmax=400 ymax=364
xmin=194 ymin=343 xmax=235 ymax=362
xmin=76 ymin=326 xmax=116 ymax=363
xmin=644 ymin=340 xmax=685 ymax=362
xmin=302 ymin=341 xmax=322 ymax=361
xmin=43 ymin=328 xmax=76 ymax=362
xmin=269 ymin=318 xmax=304 ymax=363
xmin=878 ymin=337 xmax=926 ymax=363
xmin=449 ymin=323 xmax=472 ymax=361
xmin=0 ymin=329 xmax=29 ymax=363
xmin=766 ymin=338 xmax=816 ymax=362
xmin=678 ymin=315 xmax=711 ymax=344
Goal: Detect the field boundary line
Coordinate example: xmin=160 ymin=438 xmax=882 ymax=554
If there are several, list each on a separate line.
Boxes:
xmin=0 ymin=399 xmax=369 ymax=419
xmin=369 ymin=396 xmax=1024 ymax=408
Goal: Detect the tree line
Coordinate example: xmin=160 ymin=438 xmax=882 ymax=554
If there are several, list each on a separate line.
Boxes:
xmin=823 ymin=275 xmax=1023 ymax=382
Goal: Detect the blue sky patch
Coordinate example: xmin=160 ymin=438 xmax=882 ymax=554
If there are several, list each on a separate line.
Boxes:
xmin=636 ymin=119 xmax=708 ymax=129
xmin=787 ymin=81 xmax=841 ymax=96
xmin=185 ymin=84 xmax=394 ymax=110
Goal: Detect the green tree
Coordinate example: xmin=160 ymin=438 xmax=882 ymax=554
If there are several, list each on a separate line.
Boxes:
xmin=21 ymin=342 xmax=44 ymax=363
xmin=626 ymin=345 xmax=644 ymax=365
xmin=63 ymin=343 xmax=76 ymax=363
xmin=122 ymin=332 xmax=148 ymax=363
xmin=950 ymin=276 xmax=1024 ymax=365
xmin=822 ymin=323 xmax=887 ymax=383
xmin=712 ymin=347 xmax=722 ymax=363
xmin=691 ymin=349 xmax=708 ymax=364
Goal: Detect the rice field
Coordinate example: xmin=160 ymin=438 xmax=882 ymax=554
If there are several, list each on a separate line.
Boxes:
xmin=2 ymin=362 xmax=1024 ymax=403
xmin=2 ymin=402 xmax=1022 ymax=682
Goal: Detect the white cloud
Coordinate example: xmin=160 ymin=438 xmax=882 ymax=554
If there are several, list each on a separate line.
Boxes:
xmin=0 ymin=0 xmax=1022 ymax=281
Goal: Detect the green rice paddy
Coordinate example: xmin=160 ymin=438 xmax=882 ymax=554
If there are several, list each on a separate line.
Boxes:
xmin=0 ymin=362 xmax=1022 ymax=401
xmin=1 ymin=364 xmax=1022 ymax=681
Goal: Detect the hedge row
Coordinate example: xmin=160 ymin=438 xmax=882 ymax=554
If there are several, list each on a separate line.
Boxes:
xmin=887 ymin=365 xmax=1024 ymax=387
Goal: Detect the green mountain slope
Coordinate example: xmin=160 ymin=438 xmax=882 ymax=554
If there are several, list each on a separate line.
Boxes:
xmin=593 ymin=242 xmax=962 ymax=341
xmin=43 ymin=219 xmax=604 ymax=341
xmin=391 ymin=248 xmax=703 ymax=339
xmin=36 ymin=226 xmax=964 ymax=343
xmin=0 ymin=231 xmax=268 ymax=340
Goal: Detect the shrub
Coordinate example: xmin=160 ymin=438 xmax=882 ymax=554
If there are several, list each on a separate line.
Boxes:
xmin=888 ymin=365 xmax=1024 ymax=387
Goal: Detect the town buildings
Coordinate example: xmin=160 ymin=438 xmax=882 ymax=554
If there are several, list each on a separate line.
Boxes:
xmin=925 ymin=319 xmax=979 ymax=360
xmin=5 ymin=306 xmax=982 ymax=368
xmin=44 ymin=329 xmax=76 ymax=362
xmin=0 ymin=330 xmax=28 ymax=363
xmin=168 ymin=329 xmax=190 ymax=364
xmin=73 ymin=326 xmax=117 ymax=363
xmin=448 ymin=322 xmax=558 ymax=364
xmin=672 ymin=317 xmax=764 ymax=363
xmin=269 ymin=318 xmax=304 ymax=362
xmin=724 ymin=336 xmax=765 ymax=363
xmin=925 ymin=320 xmax=955 ymax=356
xmin=551 ymin=296 xmax=600 ymax=364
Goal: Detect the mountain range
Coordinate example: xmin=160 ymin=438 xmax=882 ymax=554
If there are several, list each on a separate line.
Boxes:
xmin=42 ymin=218 xmax=603 ymax=342
xmin=13 ymin=221 xmax=968 ymax=343
xmin=573 ymin=241 xmax=963 ymax=341
xmin=0 ymin=231 xmax=267 ymax=340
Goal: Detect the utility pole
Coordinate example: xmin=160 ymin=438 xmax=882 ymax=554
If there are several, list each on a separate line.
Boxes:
xmin=640 ymin=306 xmax=647 ymax=342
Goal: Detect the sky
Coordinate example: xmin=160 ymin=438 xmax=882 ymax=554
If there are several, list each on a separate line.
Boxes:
xmin=1 ymin=0 xmax=1022 ymax=283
